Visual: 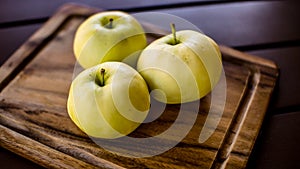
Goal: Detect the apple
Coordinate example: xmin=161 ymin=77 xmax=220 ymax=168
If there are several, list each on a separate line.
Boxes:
xmin=67 ymin=62 xmax=150 ymax=138
xmin=73 ymin=11 xmax=147 ymax=69
xmin=137 ymin=24 xmax=222 ymax=104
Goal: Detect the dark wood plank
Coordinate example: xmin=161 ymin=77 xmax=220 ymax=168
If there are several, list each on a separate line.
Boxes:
xmin=152 ymin=1 xmax=300 ymax=47
xmin=0 ymin=24 xmax=41 ymax=66
xmin=248 ymin=46 xmax=300 ymax=110
xmin=0 ymin=0 xmax=213 ymax=23
xmin=1 ymin=1 xmax=300 ymax=48
xmin=247 ymin=111 xmax=300 ymax=169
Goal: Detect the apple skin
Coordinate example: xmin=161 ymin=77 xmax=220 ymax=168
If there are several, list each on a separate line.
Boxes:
xmin=137 ymin=30 xmax=222 ymax=104
xmin=73 ymin=11 xmax=147 ymax=69
xmin=67 ymin=62 xmax=150 ymax=139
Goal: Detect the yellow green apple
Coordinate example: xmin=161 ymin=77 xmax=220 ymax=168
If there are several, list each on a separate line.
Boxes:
xmin=137 ymin=24 xmax=222 ymax=104
xmin=73 ymin=11 xmax=147 ymax=68
xmin=67 ymin=62 xmax=150 ymax=138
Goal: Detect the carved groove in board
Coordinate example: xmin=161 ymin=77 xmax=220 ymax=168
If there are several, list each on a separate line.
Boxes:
xmin=211 ymin=70 xmax=261 ymax=169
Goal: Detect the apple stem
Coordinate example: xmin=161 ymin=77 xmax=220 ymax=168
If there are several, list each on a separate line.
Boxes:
xmin=96 ymin=68 xmax=105 ymax=87
xmin=108 ymin=18 xmax=113 ymax=29
xmin=170 ymin=23 xmax=178 ymax=45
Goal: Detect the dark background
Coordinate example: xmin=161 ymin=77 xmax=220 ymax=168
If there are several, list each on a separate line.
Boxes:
xmin=1 ymin=1 xmax=300 ymax=168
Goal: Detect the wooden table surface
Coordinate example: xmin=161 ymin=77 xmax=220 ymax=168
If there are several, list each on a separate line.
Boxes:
xmin=0 ymin=1 xmax=299 ymax=169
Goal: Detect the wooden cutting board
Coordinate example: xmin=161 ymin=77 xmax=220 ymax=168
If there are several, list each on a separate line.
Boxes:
xmin=0 ymin=3 xmax=278 ymax=169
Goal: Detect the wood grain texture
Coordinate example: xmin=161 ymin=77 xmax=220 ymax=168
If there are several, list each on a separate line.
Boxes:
xmin=0 ymin=3 xmax=278 ymax=169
